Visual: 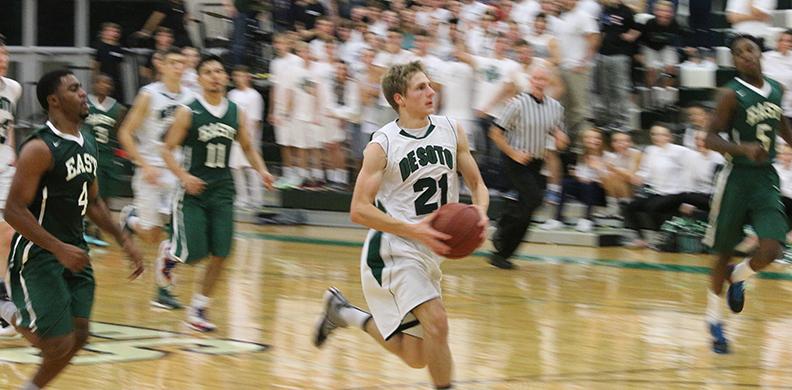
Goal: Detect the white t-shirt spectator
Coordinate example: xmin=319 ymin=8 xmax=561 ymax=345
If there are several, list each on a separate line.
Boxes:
xmin=575 ymin=155 xmax=606 ymax=183
xmin=270 ymin=53 xmax=302 ymax=117
xmin=460 ymin=1 xmax=489 ymax=30
xmin=310 ymin=38 xmax=328 ymax=62
xmin=549 ymin=7 xmax=600 ymax=70
xmin=637 ymin=143 xmax=691 ymax=195
xmin=726 ymin=0 xmax=777 ymax=39
xmin=763 ymin=50 xmax=792 ymax=116
xmin=512 ymin=0 xmax=541 ymax=31
xmin=181 ymin=68 xmax=201 ymax=95
xmin=466 ymin=27 xmax=496 ymax=57
xmin=228 ymin=87 xmax=264 ymax=133
xmin=471 ymin=55 xmax=520 ymax=116
xmin=578 ymin=0 xmax=603 ymax=19
xmin=774 ymin=161 xmax=792 ymax=198
xmin=437 ymin=60 xmax=476 ymax=120
xmin=287 ymin=61 xmax=324 ymax=122
xmin=685 ymin=149 xmax=725 ymax=194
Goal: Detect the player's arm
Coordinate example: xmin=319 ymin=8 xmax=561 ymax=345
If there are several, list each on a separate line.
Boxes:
xmin=162 ymin=106 xmax=205 ymax=195
xmin=350 ymin=142 xmax=451 ymax=255
xmin=117 ymin=92 xmax=158 ymax=174
xmin=455 ymin=121 xmax=489 ymax=244
xmin=706 ymin=88 xmax=766 ymax=161
xmin=237 ymin=109 xmax=274 ymax=190
xmin=85 ymin=179 xmax=143 ymax=279
xmin=4 ymin=139 xmax=89 ymax=272
xmin=480 ymin=81 xmax=517 ymax=116
xmin=777 ymin=86 xmax=792 ymax=146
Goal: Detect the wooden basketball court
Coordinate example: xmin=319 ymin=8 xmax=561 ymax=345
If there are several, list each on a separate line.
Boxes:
xmin=2 ymin=223 xmax=792 ymax=389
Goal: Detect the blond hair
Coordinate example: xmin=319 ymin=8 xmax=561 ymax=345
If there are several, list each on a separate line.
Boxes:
xmin=381 ymin=61 xmax=426 ymax=112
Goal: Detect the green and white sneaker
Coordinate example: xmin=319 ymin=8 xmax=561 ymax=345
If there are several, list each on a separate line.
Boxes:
xmin=151 ymin=287 xmax=183 ymax=310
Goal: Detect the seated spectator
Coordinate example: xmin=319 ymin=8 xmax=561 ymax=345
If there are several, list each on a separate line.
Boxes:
xmin=774 ymin=144 xmax=792 ymax=236
xmin=623 ymin=124 xmax=691 ymax=248
xmin=726 ymin=0 xmax=775 ymax=50
xmin=677 ymin=130 xmax=725 ymax=218
xmin=639 ymin=0 xmax=681 ymax=88
xmin=763 ymin=30 xmax=792 ymax=123
xmin=680 ymin=101 xmax=710 ymax=148
xmin=602 ymin=131 xmax=641 ymax=209
xmin=540 ymin=128 xmax=608 ymax=233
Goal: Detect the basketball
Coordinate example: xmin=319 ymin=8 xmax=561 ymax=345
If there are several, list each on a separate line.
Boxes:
xmin=431 ymin=203 xmax=485 ymax=259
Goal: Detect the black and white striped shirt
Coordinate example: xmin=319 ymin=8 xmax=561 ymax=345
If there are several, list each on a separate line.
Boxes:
xmin=494 ymin=93 xmax=564 ymax=156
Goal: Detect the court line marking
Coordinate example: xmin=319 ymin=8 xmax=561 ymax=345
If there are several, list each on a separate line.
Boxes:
xmin=235 ymin=232 xmax=792 ymax=281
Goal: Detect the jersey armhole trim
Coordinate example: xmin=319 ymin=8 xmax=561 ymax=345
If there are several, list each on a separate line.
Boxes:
xmin=445 ymin=116 xmax=458 ymax=146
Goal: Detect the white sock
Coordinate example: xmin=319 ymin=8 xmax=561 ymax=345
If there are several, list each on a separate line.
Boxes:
xmin=339 ymin=306 xmax=371 ymax=329
xmin=548 ymin=184 xmax=561 ymax=192
xmin=0 ymin=300 xmax=17 ymax=324
xmin=327 ymin=169 xmax=336 ymax=183
xmin=128 ymin=216 xmax=141 ymax=232
xmin=283 ymin=166 xmax=293 ymax=179
xmin=297 ymin=168 xmax=307 ymax=179
xmin=731 ymin=258 xmax=756 ymax=283
xmin=21 ymin=381 xmax=40 ymax=390
xmin=706 ymin=289 xmax=723 ymax=325
xmin=191 ymin=294 xmax=210 ymax=310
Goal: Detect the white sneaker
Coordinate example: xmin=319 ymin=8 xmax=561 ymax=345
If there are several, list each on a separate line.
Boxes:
xmin=575 ymin=218 xmax=594 ymax=233
xmin=186 ymin=308 xmax=217 ymax=332
xmin=539 ymin=219 xmax=564 ymax=230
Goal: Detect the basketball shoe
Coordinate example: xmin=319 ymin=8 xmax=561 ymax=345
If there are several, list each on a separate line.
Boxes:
xmin=726 ymin=265 xmax=745 ymax=313
xmin=314 ymin=287 xmax=359 ymax=347
xmin=186 ymin=307 xmax=216 ymax=332
xmin=709 ymin=322 xmax=729 ymax=354
xmin=0 ymin=282 xmax=16 ymax=337
xmin=151 ymin=241 xmax=182 ymax=310
xmin=119 ymin=205 xmax=136 ymax=236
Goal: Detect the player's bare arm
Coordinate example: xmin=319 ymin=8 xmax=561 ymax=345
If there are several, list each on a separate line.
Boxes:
xmin=237 ymin=108 xmax=274 ymax=190
xmin=777 ymin=86 xmax=792 ymax=146
xmin=5 ymin=139 xmax=89 ymax=272
xmin=118 ymin=91 xmax=161 ymax=182
xmin=162 ymin=105 xmax=206 ymax=195
xmin=706 ymin=87 xmax=766 ymax=162
xmin=455 ymin=121 xmax=489 ymax=243
xmin=350 ymin=143 xmax=451 ymax=255
xmin=85 ymin=179 xmax=143 ymax=279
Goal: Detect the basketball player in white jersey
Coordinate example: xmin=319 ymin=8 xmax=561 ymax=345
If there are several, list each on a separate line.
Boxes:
xmin=118 ymin=47 xmax=195 ymax=310
xmin=314 ymin=62 xmax=489 ymax=389
xmin=0 ymin=49 xmax=20 ymax=336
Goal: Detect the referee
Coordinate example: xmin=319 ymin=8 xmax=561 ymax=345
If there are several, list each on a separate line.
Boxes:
xmin=488 ymin=66 xmax=567 ymax=269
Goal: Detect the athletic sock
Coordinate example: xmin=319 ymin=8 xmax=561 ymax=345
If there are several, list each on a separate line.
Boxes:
xmin=338 ymin=306 xmax=371 ymax=329
xmin=0 ymin=300 xmax=17 ymax=325
xmin=21 ymin=381 xmax=40 ymax=390
xmin=312 ymin=168 xmax=324 ymax=181
xmin=731 ymin=258 xmax=756 ymax=283
xmin=127 ymin=216 xmax=141 ymax=232
xmin=191 ymin=294 xmax=210 ymax=312
xmin=336 ymin=169 xmax=348 ymax=184
xmin=547 ymin=183 xmax=561 ymax=193
xmin=706 ymin=289 xmax=723 ymax=325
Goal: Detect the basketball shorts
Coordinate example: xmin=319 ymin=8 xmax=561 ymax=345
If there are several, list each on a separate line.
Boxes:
xmin=290 ymin=119 xmax=322 ymax=149
xmin=360 ymin=230 xmax=442 ymax=340
xmin=7 ymin=240 xmax=94 ymax=338
xmin=274 ymin=120 xmax=292 ymax=147
xmin=322 ymin=119 xmax=347 ymax=144
xmin=704 ymin=164 xmax=788 ymax=252
xmin=170 ymin=184 xmax=235 ymax=263
xmin=132 ymin=166 xmax=177 ymax=229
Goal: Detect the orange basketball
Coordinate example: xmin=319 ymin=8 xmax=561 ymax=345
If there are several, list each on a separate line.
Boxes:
xmin=431 ymin=203 xmax=484 ymax=259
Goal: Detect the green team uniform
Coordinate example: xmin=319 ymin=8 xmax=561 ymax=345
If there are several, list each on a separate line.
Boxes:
xmin=170 ymin=98 xmax=238 ymax=263
xmin=8 ymin=124 xmax=97 ymax=338
xmin=81 ymin=96 xmax=129 ymax=198
xmin=704 ymin=77 xmax=788 ymax=252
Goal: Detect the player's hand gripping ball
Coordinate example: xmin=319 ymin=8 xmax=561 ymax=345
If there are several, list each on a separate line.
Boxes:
xmin=430 ymin=203 xmax=485 ymax=259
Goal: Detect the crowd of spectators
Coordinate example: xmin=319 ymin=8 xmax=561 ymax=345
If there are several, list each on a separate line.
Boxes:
xmin=73 ymin=0 xmax=792 ymax=246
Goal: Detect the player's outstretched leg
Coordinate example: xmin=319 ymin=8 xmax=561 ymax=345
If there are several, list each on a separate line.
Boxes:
xmin=726 ymin=239 xmax=782 ymax=314
xmin=314 ymin=287 xmax=371 ymax=347
xmin=151 ymin=240 xmax=182 ymax=310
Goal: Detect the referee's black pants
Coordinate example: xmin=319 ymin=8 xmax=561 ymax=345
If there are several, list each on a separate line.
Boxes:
xmin=491 ymin=156 xmax=546 ymax=261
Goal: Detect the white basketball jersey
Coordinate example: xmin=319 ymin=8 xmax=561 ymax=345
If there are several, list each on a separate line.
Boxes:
xmin=369 ymin=115 xmax=460 ymax=225
xmin=0 ymin=76 xmax=22 ymax=142
xmin=137 ymin=82 xmax=195 ymax=166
